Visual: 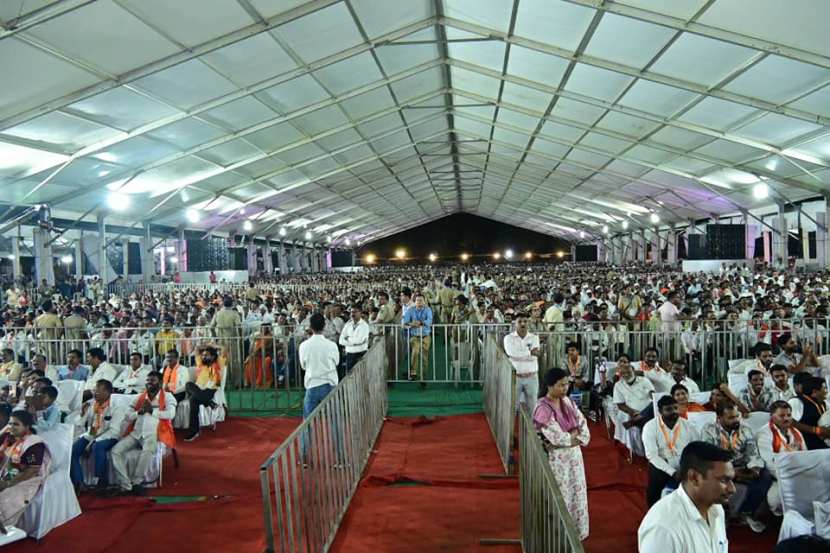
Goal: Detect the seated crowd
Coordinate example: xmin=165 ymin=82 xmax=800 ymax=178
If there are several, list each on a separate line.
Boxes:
xmin=2 ymin=260 xmax=830 ymax=544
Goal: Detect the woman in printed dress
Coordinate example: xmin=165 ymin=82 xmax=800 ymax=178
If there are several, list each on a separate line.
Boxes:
xmin=533 ymin=368 xmax=591 ymax=540
xmin=0 ymin=410 xmax=50 ymax=531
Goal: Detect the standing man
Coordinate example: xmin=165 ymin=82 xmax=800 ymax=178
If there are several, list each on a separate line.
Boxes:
xmin=503 ymin=313 xmax=540 ymax=414
xmin=111 ymin=371 xmax=176 ymax=496
xmin=402 ymin=293 xmax=433 ymax=382
xmin=339 ymin=306 xmax=369 ymax=376
xmin=299 ymin=313 xmax=340 ymax=459
xmin=642 ymin=395 xmax=700 ymax=506
xmin=211 ymin=296 xmax=242 ymax=385
xmin=63 ymin=306 xmax=88 ymax=353
xmin=543 ymin=293 xmax=565 ymax=371
xmin=34 ymin=301 xmax=61 ymax=366
xmin=638 ymin=441 xmax=735 ymax=553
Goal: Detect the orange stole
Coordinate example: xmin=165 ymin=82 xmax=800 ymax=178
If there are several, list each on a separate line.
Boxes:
xmin=124 ymin=390 xmax=176 ymax=449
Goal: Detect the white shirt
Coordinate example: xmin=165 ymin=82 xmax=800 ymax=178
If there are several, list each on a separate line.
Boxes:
xmin=643 ymin=417 xmax=700 ymax=476
xmin=339 ymin=319 xmax=370 ymax=353
xmin=770 ymin=382 xmax=796 ymax=403
xmin=162 ymin=363 xmax=191 ymax=395
xmin=658 ymin=301 xmax=681 ymax=333
xmin=503 ymin=331 xmax=540 ymax=376
xmin=125 ymin=390 xmax=177 ymax=440
xmin=674 ymin=376 xmax=700 ymax=395
xmin=84 ymin=362 xmax=119 ymax=391
xmin=299 ymin=334 xmax=340 ymax=389
xmin=80 ymin=398 xmax=126 ymax=442
xmin=638 ymin=484 xmax=728 ymax=553
xmin=613 ymin=376 xmax=655 ymax=412
xmin=113 ymin=364 xmax=152 ymax=394
xmin=644 ymin=368 xmax=674 ymax=394
xmin=756 ymin=423 xmax=805 ymax=479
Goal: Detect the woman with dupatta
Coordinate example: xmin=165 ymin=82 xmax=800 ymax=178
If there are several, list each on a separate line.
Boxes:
xmin=244 ymin=323 xmax=274 ymax=388
xmin=533 ymin=368 xmax=591 ymax=541
xmin=0 ymin=410 xmax=50 ymax=532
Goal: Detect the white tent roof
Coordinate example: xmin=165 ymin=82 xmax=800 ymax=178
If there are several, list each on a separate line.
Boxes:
xmin=1 ymin=0 xmax=829 ymax=246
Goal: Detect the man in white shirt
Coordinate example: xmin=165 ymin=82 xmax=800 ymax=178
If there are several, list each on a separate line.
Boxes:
xmin=339 ymin=306 xmax=370 ymax=376
xmin=643 ymin=395 xmax=700 ymax=506
xmin=299 ymin=313 xmax=340 ymax=461
xmin=70 ymin=379 xmax=125 ymax=491
xmin=113 ymin=352 xmax=152 ymax=394
xmin=658 ymin=291 xmax=684 ymax=334
xmin=161 ymin=349 xmax=190 ymax=402
xmin=83 ymin=347 xmax=119 ymax=401
xmin=613 ymin=361 xmax=655 ymax=429
xmin=641 ymin=347 xmax=672 ymax=393
xmin=769 ymin=364 xmax=795 ymax=403
xmin=638 ymin=441 xmax=735 ymax=553
xmin=503 ymin=313 xmax=540 ymax=413
xmin=669 ymin=361 xmax=700 ymax=395
xmin=111 ymin=371 xmax=176 ymax=495
xmin=756 ymin=400 xmax=807 ymax=515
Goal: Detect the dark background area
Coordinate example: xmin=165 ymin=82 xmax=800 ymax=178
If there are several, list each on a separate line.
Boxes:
xmin=355 ymin=213 xmax=570 ymax=263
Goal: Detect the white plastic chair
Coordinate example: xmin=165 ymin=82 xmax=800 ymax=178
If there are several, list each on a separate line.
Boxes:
xmin=55 ymin=380 xmax=84 ymax=415
xmin=0 ymin=527 xmax=26 ymax=547
xmin=19 ymin=423 xmax=81 ymax=538
xmin=727 ymin=373 xmax=748 ymax=396
xmin=744 ymin=411 xmax=771 ymax=433
xmin=687 ymin=411 xmax=716 ymax=431
xmin=172 ymin=366 xmax=196 ymax=429
xmin=776 ymin=449 xmax=830 ymax=542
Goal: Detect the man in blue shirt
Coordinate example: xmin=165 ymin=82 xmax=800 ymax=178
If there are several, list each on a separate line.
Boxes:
xmin=57 ymin=349 xmax=90 ymax=381
xmin=33 ymin=385 xmax=60 ymax=433
xmin=402 ymin=293 xmax=433 ymax=382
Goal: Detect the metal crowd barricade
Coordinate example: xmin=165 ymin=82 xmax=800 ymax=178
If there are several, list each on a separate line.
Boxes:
xmin=481 ymin=333 xmax=515 ymax=473
xmin=518 ymin=406 xmax=585 ymax=553
xmin=374 ymin=323 xmax=511 ymax=384
xmin=259 ymin=338 xmax=388 ymax=553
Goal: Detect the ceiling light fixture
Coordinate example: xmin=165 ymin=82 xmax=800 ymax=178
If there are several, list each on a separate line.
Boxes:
xmin=243 ymin=220 xmax=253 ymax=232
xmin=304 ymin=230 xmax=312 ymax=240
xmin=107 ymin=192 xmax=129 ymax=211
xmin=753 ymin=182 xmax=769 ymax=200
xmin=186 ymin=208 xmax=200 ymax=223
xmin=622 ymin=220 xmax=629 ymax=230
xmin=278 ymin=227 xmax=287 ymax=237
xmin=650 ymin=213 xmax=660 ymax=224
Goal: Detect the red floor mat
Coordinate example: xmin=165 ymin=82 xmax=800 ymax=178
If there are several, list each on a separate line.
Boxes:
xmin=8 ymin=417 xmax=299 ymax=553
xmin=330 ymin=414 xmax=522 ymax=553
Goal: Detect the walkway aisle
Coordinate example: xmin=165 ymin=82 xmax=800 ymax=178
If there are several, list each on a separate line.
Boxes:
xmin=330 ymin=413 xmax=521 ymax=553
xmin=582 ymin=422 xmax=778 ymax=553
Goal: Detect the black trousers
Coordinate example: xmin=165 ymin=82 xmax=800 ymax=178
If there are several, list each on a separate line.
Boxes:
xmin=185 ymin=382 xmax=215 ymax=434
xmin=647 ymin=463 xmax=678 ymax=507
xmin=339 ymin=351 xmax=366 ymax=380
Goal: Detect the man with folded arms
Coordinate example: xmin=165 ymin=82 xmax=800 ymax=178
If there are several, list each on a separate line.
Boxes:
xmin=643 ymin=395 xmax=700 ymax=507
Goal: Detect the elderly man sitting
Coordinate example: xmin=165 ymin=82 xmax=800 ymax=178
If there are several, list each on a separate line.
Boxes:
xmin=613 ymin=358 xmax=656 ymax=429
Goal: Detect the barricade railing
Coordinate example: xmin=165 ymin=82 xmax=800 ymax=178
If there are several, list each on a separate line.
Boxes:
xmin=518 ymin=406 xmax=585 ymax=553
xmin=372 ymin=323 xmax=511 ymax=383
xmin=481 ymin=333 xmax=515 ymax=473
xmin=259 ymin=337 xmax=388 ymax=553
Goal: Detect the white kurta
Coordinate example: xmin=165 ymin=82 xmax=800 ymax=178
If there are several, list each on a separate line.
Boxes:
xmin=535 ymin=397 xmax=591 ymax=540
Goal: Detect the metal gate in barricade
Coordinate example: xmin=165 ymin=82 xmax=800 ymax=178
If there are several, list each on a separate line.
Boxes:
xmin=481 ymin=333 xmax=515 ymax=474
xmin=376 ymin=323 xmax=510 ymax=384
xmin=259 ymin=339 xmax=388 ymax=553
xmin=518 ymin=406 xmax=585 ymax=553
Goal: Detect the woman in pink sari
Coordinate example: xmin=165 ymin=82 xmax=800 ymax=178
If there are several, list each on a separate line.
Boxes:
xmin=0 ymin=410 xmax=50 ymax=532
xmin=533 ymin=368 xmax=591 ymax=541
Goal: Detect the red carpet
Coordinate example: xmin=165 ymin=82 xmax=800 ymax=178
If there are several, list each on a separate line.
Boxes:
xmin=8 ymin=417 xmax=299 ymax=553
xmin=330 ymin=414 xmax=522 ymax=553
xmin=583 ymin=422 xmax=780 ymax=553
